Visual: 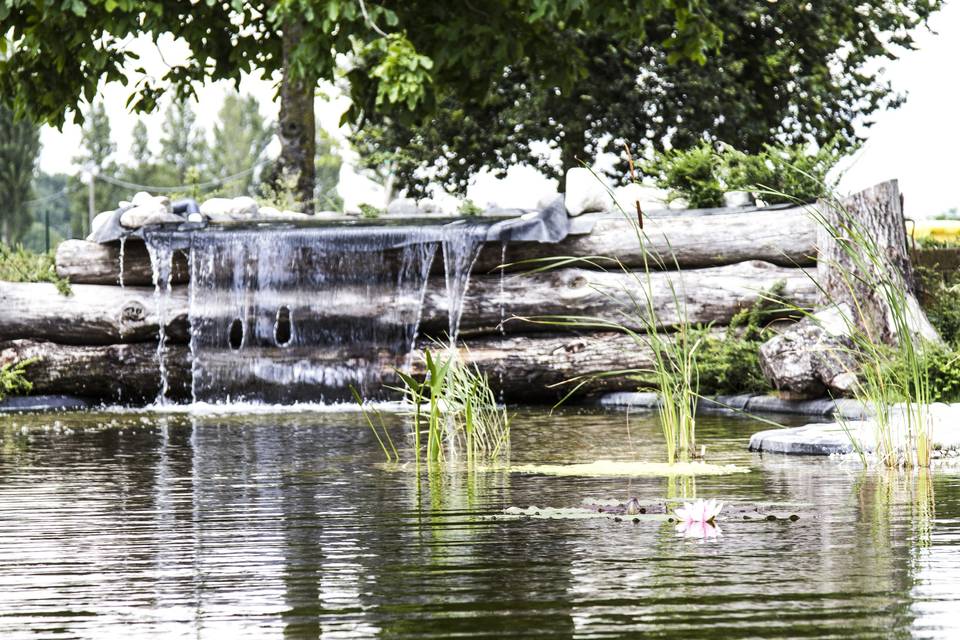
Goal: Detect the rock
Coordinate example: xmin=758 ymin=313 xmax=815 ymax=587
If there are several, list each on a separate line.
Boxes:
xmin=537 ymin=191 xmax=562 ymax=210
xmin=130 ymin=191 xmax=170 ymax=210
xmin=417 ymin=198 xmax=444 ymax=214
xmin=258 ymin=207 xmax=311 ymax=220
xmin=759 ymin=304 xmax=858 ymax=399
xmin=119 ymin=204 xmax=182 ymax=229
xmin=612 ymin=183 xmax=667 ymax=213
xmin=387 ymin=198 xmax=419 ymax=215
xmin=724 ymin=191 xmax=755 ymax=208
xmin=564 ymin=168 xmax=613 ymax=216
xmin=199 ymin=196 xmax=259 ymax=218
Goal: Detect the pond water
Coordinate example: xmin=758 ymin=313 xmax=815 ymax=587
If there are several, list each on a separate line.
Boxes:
xmin=1 ymin=407 xmax=958 ymax=639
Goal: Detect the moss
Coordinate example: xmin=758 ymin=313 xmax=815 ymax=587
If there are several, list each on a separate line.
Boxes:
xmin=0 ymin=244 xmax=71 ymax=296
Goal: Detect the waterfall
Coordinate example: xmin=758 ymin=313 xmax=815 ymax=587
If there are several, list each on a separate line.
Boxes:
xmin=141 ymin=218 xmax=497 ymax=405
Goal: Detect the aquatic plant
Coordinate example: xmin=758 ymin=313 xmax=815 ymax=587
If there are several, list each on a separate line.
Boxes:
xmin=358 ymin=348 xmax=510 ymax=468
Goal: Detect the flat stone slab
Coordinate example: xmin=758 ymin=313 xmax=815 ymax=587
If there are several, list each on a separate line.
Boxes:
xmin=599 ymin=392 xmax=868 ymax=419
xmin=748 ymin=422 xmax=857 ymax=455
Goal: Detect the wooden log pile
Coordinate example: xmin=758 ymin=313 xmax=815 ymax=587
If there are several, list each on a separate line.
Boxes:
xmin=1 ymin=206 xmax=822 ymax=403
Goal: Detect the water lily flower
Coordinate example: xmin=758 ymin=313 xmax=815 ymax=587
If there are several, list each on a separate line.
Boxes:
xmin=675 ymin=498 xmax=723 ymax=539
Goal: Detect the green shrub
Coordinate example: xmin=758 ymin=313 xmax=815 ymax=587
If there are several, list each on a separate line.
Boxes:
xmin=642 ymin=141 xmax=725 ymax=208
xmin=458 ymin=199 xmax=483 ymax=217
xmin=694 ymin=281 xmax=787 ymax=396
xmin=358 ymin=203 xmax=381 ymax=219
xmin=0 ymin=358 xmax=36 ymax=401
xmin=0 ymin=244 xmax=71 ymax=296
xmin=916 ymin=264 xmax=960 ymax=346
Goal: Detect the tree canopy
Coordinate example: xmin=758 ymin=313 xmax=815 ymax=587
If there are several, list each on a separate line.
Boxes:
xmin=351 ymin=0 xmax=943 ymax=195
xmin=0 ymin=0 xmax=723 ymax=208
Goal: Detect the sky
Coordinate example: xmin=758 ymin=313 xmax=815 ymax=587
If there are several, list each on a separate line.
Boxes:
xmin=37 ymin=3 xmax=960 ymax=216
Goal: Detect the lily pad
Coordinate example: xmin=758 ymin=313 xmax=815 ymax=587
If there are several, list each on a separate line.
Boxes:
xmin=503 ymin=460 xmax=750 ymax=477
xmin=483 ymin=505 xmax=668 ymax=522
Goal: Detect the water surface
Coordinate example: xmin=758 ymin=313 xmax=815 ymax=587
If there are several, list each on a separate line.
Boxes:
xmin=1 ymin=408 xmax=958 ymax=639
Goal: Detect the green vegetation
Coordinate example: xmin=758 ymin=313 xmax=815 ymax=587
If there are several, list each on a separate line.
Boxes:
xmin=0 ymin=103 xmax=40 ymax=244
xmin=0 ymin=244 xmax=71 ymax=295
xmin=358 ymin=204 xmax=381 ymax=219
xmin=0 ymin=358 xmax=35 ymax=401
xmin=358 ymin=348 xmax=509 ymax=468
xmin=695 ymin=283 xmax=787 ymax=396
xmin=458 ymin=200 xmax=483 ymax=217
xmin=351 ymin=0 xmax=939 ymax=195
xmin=642 ymin=141 xmax=842 ymax=208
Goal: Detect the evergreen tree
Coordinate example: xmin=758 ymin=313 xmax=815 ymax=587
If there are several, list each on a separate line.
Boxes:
xmin=159 ymin=100 xmax=208 ymax=185
xmin=0 ymin=104 xmax=40 ymax=244
xmin=210 ymin=93 xmax=272 ymax=195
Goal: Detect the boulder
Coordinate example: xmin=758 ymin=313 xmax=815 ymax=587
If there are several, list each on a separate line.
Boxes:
xmin=759 ymin=304 xmax=859 ymax=399
xmin=200 ymin=196 xmax=259 ymax=219
xmin=723 ymin=191 xmax=755 ymax=208
xmin=564 ymin=167 xmax=613 ymax=216
xmin=387 ymin=198 xmax=419 ymax=215
xmin=119 ymin=202 xmax=181 ymax=229
xmin=90 ymin=210 xmax=114 ymax=236
xmin=612 ymin=183 xmax=668 ymax=214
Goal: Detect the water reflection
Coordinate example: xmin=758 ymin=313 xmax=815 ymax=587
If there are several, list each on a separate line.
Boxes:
xmin=0 ymin=409 xmax=958 ymax=638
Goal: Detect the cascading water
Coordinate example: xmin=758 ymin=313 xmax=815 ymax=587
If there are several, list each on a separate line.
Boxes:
xmin=440 ymin=220 xmax=487 ymax=343
xmin=163 ymin=225 xmax=444 ymax=404
xmin=145 ymin=234 xmax=177 ymax=404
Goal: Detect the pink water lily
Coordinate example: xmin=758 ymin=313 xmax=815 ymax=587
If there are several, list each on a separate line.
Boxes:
xmin=675 ymin=498 xmax=723 ymax=539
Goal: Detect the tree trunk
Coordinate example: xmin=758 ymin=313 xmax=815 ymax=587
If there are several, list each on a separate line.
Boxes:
xmin=277 ymin=15 xmax=316 ymax=213
xmin=3 ymin=261 xmax=815 ymax=345
xmin=816 ymin=180 xmax=939 ymax=344
xmin=55 ymin=208 xmax=817 ymax=286
xmin=559 ymin=111 xmax=587 ymax=193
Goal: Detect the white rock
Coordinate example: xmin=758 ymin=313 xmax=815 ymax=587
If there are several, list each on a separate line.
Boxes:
xmin=612 ymin=183 xmax=668 ymax=213
xmin=387 ymin=198 xmax=419 ymax=215
xmin=200 ymin=196 xmax=259 ymax=218
xmin=129 ymin=191 xmax=171 ymax=212
xmin=119 ymin=205 xmax=183 ymax=229
xmin=668 ymin=198 xmax=690 ymax=210
xmin=724 ymin=191 xmax=755 ymax=208
xmin=417 ymin=198 xmax=444 ymax=214
xmin=564 ymin=168 xmax=613 ymax=216
xmin=536 ymin=191 xmax=562 ymax=210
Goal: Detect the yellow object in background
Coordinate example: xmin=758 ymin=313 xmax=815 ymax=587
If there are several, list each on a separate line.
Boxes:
xmin=908 ymin=220 xmax=960 ymax=242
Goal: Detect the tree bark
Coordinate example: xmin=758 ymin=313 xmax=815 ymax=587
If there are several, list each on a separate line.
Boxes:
xmin=276 ymin=14 xmax=316 ymax=213
xmin=55 ymin=208 xmax=817 ymax=286
xmin=816 ymin=180 xmax=939 ymax=344
xmin=1 ymin=331 xmax=704 ymax=403
xmin=3 ymin=261 xmax=815 ymax=345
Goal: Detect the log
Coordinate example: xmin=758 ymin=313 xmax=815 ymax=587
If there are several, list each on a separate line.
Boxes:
xmin=816 ymin=180 xmax=939 ymax=344
xmin=472 ymin=206 xmax=817 ymax=274
xmin=423 ymin=259 xmax=817 ymax=336
xmin=55 ymin=239 xmax=189 ymax=286
xmin=0 ymin=331 xmax=686 ymax=403
xmin=0 ymin=261 xmax=814 ymax=345
xmin=54 ymin=208 xmax=817 ymax=286
xmin=0 ymin=282 xmax=189 ymax=345
xmin=0 ymin=340 xmax=190 ymax=402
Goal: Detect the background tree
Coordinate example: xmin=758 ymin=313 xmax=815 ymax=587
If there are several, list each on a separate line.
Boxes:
xmin=352 ymin=0 xmax=943 ymax=195
xmin=211 ymin=94 xmax=273 ymax=195
xmin=69 ymin=101 xmax=122 ymax=236
xmin=159 ymin=99 xmax=209 ymax=186
xmin=0 ymin=0 xmax=722 ymax=211
xmin=0 ymin=104 xmax=40 ymax=244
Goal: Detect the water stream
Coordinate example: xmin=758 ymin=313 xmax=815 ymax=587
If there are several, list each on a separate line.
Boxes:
xmin=141 ymin=220 xmax=493 ymax=404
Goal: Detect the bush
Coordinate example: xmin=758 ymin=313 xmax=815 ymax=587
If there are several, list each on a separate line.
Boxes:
xmin=642 ymin=140 xmax=843 ymax=208
xmin=916 ymin=264 xmax=960 ymax=346
xmin=0 ymin=244 xmax=71 ymax=296
xmin=642 ymin=141 xmax=725 ymax=208
xmin=358 ymin=203 xmax=381 ymax=219
xmin=458 ymin=199 xmax=483 ymax=217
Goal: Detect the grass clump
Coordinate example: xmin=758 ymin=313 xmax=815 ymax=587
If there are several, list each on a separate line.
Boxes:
xmin=0 ymin=358 xmax=36 ymax=401
xmin=358 ymin=203 xmax=381 ymax=219
xmin=357 ymin=348 xmax=510 ymax=468
xmin=0 ymin=244 xmax=71 ymax=296
xmin=458 ymin=199 xmax=483 ymax=217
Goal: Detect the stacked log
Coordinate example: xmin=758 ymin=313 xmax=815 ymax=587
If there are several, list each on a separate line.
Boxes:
xmin=2 ymin=206 xmax=821 ymax=403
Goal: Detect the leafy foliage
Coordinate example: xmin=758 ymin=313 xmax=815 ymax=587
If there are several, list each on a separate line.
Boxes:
xmin=694 ymin=282 xmax=787 ymax=396
xmin=358 ymin=203 xmax=381 ymax=219
xmin=353 ymin=0 xmax=940 ymax=195
xmin=916 ymin=264 xmax=960 ymax=347
xmin=0 ymin=358 xmax=35 ymax=401
xmin=642 ymin=141 xmax=724 ymax=208
xmin=0 ymin=244 xmax=70 ymax=295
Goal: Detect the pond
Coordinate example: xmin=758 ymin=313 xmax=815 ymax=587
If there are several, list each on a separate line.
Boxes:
xmin=1 ymin=407 xmax=958 ymax=639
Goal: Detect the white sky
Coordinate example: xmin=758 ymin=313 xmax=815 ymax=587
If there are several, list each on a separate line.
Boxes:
xmin=38 ymin=3 xmax=960 ymax=216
